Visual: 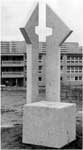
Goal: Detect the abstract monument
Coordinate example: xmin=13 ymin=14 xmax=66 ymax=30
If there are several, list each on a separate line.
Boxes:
xmin=20 ymin=1 xmax=76 ymax=148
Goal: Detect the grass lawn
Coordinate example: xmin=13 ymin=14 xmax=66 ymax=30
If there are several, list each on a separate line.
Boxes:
xmin=1 ymin=85 xmax=83 ymax=149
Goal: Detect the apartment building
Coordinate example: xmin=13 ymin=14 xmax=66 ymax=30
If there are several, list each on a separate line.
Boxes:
xmin=1 ymin=41 xmax=26 ymax=86
xmin=0 ymin=41 xmax=83 ymax=86
xmin=60 ymin=42 xmax=83 ymax=85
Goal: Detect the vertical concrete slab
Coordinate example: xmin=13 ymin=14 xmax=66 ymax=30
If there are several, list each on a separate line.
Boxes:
xmin=26 ymin=44 xmax=32 ymax=103
xmin=20 ymin=3 xmax=39 ymax=103
xmin=46 ymin=5 xmax=72 ymax=101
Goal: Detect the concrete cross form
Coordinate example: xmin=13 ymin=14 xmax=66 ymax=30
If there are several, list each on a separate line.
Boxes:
xmin=35 ymin=0 xmax=52 ymax=42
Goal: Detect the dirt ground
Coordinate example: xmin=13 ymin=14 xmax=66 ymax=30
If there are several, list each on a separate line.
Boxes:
xmin=1 ymin=85 xmax=83 ymax=149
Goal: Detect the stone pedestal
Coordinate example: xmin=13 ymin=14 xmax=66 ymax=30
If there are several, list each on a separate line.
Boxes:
xmin=23 ymin=101 xmax=76 ymax=148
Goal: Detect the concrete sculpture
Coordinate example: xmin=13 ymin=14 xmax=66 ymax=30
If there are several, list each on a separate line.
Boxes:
xmin=20 ymin=1 xmax=76 ymax=148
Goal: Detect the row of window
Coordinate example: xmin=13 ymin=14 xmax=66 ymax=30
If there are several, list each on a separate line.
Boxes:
xmin=60 ymin=55 xmax=83 ymax=61
xmin=38 ymin=51 xmax=46 ymax=95
xmin=38 ymin=52 xmax=45 ymax=82
xmin=61 ymin=66 xmax=82 ymax=71
xmin=61 ymin=76 xmax=82 ymax=81
xmin=39 ymin=76 xmax=83 ymax=81
xmin=2 ymin=56 xmax=24 ymax=61
xmin=67 ymin=76 xmax=82 ymax=81
xmin=67 ymin=70 xmax=82 ymax=73
xmin=2 ymin=67 xmax=24 ymax=72
xmin=67 ymin=60 xmax=82 ymax=63
xmin=67 ymin=56 xmax=83 ymax=60
xmin=67 ymin=66 xmax=82 ymax=72
xmin=75 ymin=76 xmax=82 ymax=80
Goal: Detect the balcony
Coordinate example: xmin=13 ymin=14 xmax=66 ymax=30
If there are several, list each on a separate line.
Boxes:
xmin=2 ymin=72 xmax=24 ymax=78
xmin=2 ymin=61 xmax=24 ymax=66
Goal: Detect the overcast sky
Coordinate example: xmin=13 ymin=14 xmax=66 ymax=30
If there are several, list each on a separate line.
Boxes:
xmin=1 ymin=0 xmax=83 ymax=45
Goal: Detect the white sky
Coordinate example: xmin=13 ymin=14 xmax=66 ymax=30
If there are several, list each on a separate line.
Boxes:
xmin=1 ymin=0 xmax=83 ymax=45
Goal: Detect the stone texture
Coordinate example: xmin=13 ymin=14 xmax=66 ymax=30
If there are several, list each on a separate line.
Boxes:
xmin=23 ymin=101 xmax=76 ymax=148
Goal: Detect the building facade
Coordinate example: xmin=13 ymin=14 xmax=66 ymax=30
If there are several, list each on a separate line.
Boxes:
xmin=0 ymin=41 xmax=83 ymax=87
xmin=1 ymin=41 xmax=26 ymax=86
xmin=60 ymin=42 xmax=83 ymax=85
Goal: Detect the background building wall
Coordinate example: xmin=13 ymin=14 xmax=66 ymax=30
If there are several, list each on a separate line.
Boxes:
xmin=1 ymin=41 xmax=26 ymax=86
xmin=1 ymin=41 xmax=83 ymax=87
xmin=60 ymin=42 xmax=83 ymax=85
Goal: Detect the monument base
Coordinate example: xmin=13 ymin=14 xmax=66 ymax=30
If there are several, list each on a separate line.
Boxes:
xmin=23 ymin=101 xmax=76 ymax=148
